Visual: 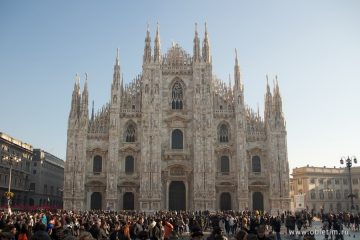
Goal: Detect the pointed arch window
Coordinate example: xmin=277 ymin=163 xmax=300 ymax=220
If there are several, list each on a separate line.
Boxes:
xmin=172 ymin=81 xmax=183 ymax=109
xmin=220 ymin=156 xmax=230 ymax=174
xmin=172 ymin=129 xmax=183 ymax=149
xmin=219 ymin=124 xmax=229 ymax=143
xmin=125 ymin=123 xmax=136 ymax=142
xmin=252 ymin=156 xmax=261 ymax=173
xmin=125 ymin=156 xmax=134 ymax=174
xmin=93 ymin=155 xmax=102 ymax=174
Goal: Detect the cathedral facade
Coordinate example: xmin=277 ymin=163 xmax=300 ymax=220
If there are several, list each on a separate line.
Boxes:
xmin=63 ymin=24 xmax=291 ymax=212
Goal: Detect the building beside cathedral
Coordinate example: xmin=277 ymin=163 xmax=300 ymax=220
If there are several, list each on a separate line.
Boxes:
xmin=63 ymin=24 xmax=290 ymax=211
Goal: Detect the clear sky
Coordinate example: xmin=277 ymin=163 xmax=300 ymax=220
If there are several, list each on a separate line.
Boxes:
xmin=1 ymin=0 xmax=359 ymax=173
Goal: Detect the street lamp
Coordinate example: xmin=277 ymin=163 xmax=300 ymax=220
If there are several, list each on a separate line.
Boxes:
xmin=340 ymin=156 xmax=357 ymax=210
xmin=1 ymin=145 xmax=21 ymax=213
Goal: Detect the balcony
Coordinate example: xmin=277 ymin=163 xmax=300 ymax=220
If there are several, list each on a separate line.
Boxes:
xmin=119 ymin=172 xmax=139 ymax=180
xmin=163 ymin=148 xmax=191 ymax=161
xmin=216 ymin=172 xmax=236 ymax=180
xmin=87 ymin=172 xmax=106 ymax=180
xmin=248 ymin=171 xmax=266 ymax=181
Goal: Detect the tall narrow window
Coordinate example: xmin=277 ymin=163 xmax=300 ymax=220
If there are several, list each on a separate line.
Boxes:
xmin=125 ymin=123 xmax=136 ymax=142
xmin=125 ymin=156 xmax=134 ymax=174
xmin=336 ymin=190 xmax=341 ymax=199
xmin=220 ymin=156 xmax=230 ymax=173
xmin=93 ymin=155 xmax=102 ymax=173
xmin=310 ymin=190 xmax=316 ymax=199
xmin=172 ymin=129 xmax=183 ymax=149
xmin=252 ymin=156 xmax=261 ymax=173
xmin=219 ymin=124 xmax=229 ymax=143
xmin=172 ymin=81 xmax=183 ymax=109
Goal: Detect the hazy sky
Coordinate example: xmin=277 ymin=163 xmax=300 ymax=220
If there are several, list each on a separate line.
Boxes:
xmin=1 ymin=0 xmax=359 ymax=173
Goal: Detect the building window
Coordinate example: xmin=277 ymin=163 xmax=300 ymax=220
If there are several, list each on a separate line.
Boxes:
xmin=50 ymin=186 xmax=54 ymax=196
xmin=352 ymin=178 xmax=358 ymax=185
xmin=330 ymin=203 xmax=333 ymax=211
xmin=218 ymin=124 xmax=229 ymax=143
xmin=335 ymin=179 xmax=340 ymax=185
xmin=171 ymin=81 xmax=183 ymax=109
xmin=343 ymin=178 xmax=348 ymax=185
xmin=44 ymin=184 xmax=47 ymax=194
xmin=220 ymin=156 xmax=230 ymax=173
xmin=336 ymin=190 xmax=341 ymax=199
xmin=319 ymin=179 xmax=324 ymax=184
xmin=310 ymin=178 xmax=315 ymax=184
xmin=328 ymin=191 xmax=333 ymax=199
xmin=30 ymin=183 xmax=35 ymax=191
xmin=297 ymin=179 xmax=302 ymax=185
xmin=125 ymin=156 xmax=134 ymax=174
xmin=252 ymin=156 xmax=261 ymax=173
xmin=344 ymin=189 xmax=349 ymax=199
xmin=319 ymin=190 xmax=324 ymax=200
xmin=93 ymin=155 xmax=102 ymax=173
xmin=310 ymin=190 xmax=316 ymax=199
xmin=33 ymin=162 xmax=37 ymax=167
xmin=125 ymin=123 xmax=136 ymax=142
xmin=327 ymin=179 xmax=332 ymax=185
xmin=171 ymin=129 xmax=183 ymax=149
xmin=33 ymin=170 xmax=36 ymax=174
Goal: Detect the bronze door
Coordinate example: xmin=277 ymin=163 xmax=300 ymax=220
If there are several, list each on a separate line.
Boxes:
xmin=252 ymin=192 xmax=264 ymax=211
xmin=169 ymin=181 xmax=186 ymax=210
xmin=123 ymin=192 xmax=134 ymax=210
xmin=220 ymin=192 xmax=232 ymax=210
xmin=90 ymin=192 xmax=102 ymax=210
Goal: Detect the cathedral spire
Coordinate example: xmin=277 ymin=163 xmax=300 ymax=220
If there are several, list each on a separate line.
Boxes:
xmin=81 ymin=73 xmax=89 ymax=118
xmin=115 ymin=47 xmax=120 ymax=66
xmin=193 ymin=22 xmax=201 ymax=62
xmin=143 ymin=23 xmax=152 ymax=64
xmin=91 ymin=100 xmax=94 ymax=121
xmin=264 ymin=75 xmax=272 ymax=120
xmin=202 ymin=22 xmax=211 ymax=63
xmin=273 ymin=76 xmax=282 ymax=113
xmin=113 ymin=48 xmax=121 ymax=89
xmin=69 ymin=74 xmax=81 ymax=120
xmin=228 ymin=74 xmax=231 ymax=88
xmin=234 ymin=48 xmax=241 ymax=90
xmin=154 ymin=22 xmax=161 ymax=63
xmin=272 ymin=76 xmax=285 ymax=127
xmin=82 ymin=73 xmax=88 ymax=97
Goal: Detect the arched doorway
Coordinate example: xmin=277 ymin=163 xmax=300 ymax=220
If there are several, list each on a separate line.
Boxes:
xmin=169 ymin=181 xmax=186 ymax=210
xmin=253 ymin=192 xmax=264 ymax=211
xmin=123 ymin=192 xmax=134 ymax=210
xmin=220 ymin=192 xmax=232 ymax=210
xmin=91 ymin=192 xmax=102 ymax=210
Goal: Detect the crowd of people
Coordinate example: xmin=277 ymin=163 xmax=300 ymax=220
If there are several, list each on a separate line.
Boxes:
xmin=0 ymin=209 xmax=358 ymax=240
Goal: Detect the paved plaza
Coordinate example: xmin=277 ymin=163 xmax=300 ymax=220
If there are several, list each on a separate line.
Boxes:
xmin=171 ymin=220 xmax=360 ymax=240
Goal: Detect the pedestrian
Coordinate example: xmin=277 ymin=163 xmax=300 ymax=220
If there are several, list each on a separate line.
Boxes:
xmin=235 ymin=230 xmax=248 ymax=240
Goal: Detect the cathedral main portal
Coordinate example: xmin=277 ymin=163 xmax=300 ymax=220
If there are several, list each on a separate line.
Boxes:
xmin=169 ymin=181 xmax=186 ymax=210
xmin=90 ymin=192 xmax=102 ymax=210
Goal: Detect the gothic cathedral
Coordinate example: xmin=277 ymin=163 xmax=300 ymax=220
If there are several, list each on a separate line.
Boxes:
xmin=63 ymin=24 xmax=291 ymax=211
